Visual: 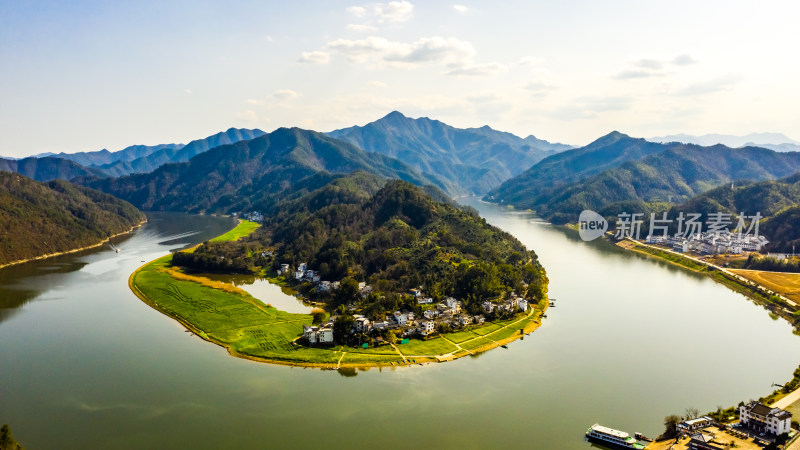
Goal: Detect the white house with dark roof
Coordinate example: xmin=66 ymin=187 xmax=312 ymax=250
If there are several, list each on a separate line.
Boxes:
xmin=739 ymin=401 xmax=792 ymax=435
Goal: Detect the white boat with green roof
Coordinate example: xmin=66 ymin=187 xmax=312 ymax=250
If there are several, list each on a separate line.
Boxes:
xmin=586 ymin=424 xmax=649 ymax=449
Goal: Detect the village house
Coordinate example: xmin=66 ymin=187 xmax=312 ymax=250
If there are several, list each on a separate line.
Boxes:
xmin=687 ymin=432 xmax=724 ymax=450
xmin=473 ymin=315 xmax=485 ymax=324
xmin=409 ymin=288 xmax=421 ymax=297
xmin=458 ymin=314 xmax=473 ymax=326
xmin=317 ymin=281 xmax=332 ymax=292
xmin=354 ymin=315 xmax=371 ymax=333
xmin=303 ymin=324 xmax=334 ymax=344
xmin=372 ymin=320 xmax=388 ymax=331
xmin=393 ymin=311 xmax=408 ymax=326
xmin=445 ymin=297 xmax=460 ymax=313
xmin=418 ymin=320 xmax=435 ymax=336
xmin=518 ymin=299 xmax=528 ymax=311
xmin=739 ymin=401 xmax=792 ymax=435
xmin=417 ymin=296 xmax=434 ymax=304
xmin=423 ymin=309 xmax=439 ymax=320
xmin=677 ymin=416 xmax=714 ymax=433
xmin=278 ymin=263 xmax=290 ymax=275
xmin=483 ymin=300 xmax=495 ymax=313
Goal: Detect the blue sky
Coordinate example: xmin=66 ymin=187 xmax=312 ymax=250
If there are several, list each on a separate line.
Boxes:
xmin=2 ymin=0 xmax=799 ymax=157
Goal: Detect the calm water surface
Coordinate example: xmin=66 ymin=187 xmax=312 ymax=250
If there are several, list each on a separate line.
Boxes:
xmin=1 ymin=204 xmax=799 ymax=449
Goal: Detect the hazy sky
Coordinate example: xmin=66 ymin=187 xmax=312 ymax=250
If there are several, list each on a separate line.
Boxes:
xmin=2 ymin=0 xmax=799 ymax=157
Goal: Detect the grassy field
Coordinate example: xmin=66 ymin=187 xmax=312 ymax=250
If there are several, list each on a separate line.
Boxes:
xmin=210 ymin=220 xmax=260 ymax=242
xmin=129 ymin=219 xmax=547 ymax=367
xmin=730 ymin=269 xmax=800 ymax=304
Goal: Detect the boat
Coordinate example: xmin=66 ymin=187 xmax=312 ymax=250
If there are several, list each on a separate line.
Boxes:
xmin=586 ymin=424 xmax=649 ymax=449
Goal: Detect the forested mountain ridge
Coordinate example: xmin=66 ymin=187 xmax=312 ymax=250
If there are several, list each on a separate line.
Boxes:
xmin=0 ymin=172 xmax=145 ymax=266
xmin=0 ymin=156 xmax=105 ymax=182
xmin=95 ymin=127 xmax=266 ymax=176
xmin=81 ymin=127 xmax=440 ymax=214
xmin=328 ymin=111 xmax=571 ymax=195
xmin=485 ymin=131 xmax=669 ymax=208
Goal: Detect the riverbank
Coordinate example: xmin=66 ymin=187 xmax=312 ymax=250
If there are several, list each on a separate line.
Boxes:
xmin=0 ymin=218 xmax=147 ymax=271
xmin=127 ymin=221 xmax=548 ymax=368
xmin=616 ymin=238 xmax=798 ymax=326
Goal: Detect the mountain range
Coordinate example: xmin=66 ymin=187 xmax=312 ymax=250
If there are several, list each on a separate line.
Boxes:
xmin=0 ymin=156 xmax=106 ymax=182
xmin=488 ymin=132 xmax=800 ymax=224
xmin=648 ymin=132 xmax=800 ymax=153
xmin=328 ymin=111 xmax=572 ymax=195
xmin=80 ymin=127 xmax=437 ymax=214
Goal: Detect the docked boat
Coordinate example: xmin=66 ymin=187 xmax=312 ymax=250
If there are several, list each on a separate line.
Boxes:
xmin=586 ymin=424 xmax=649 ymax=449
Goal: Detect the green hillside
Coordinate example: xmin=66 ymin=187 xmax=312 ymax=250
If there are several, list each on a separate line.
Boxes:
xmin=0 ymin=172 xmax=145 ymax=266
xmin=82 ymin=127 xmax=439 ymax=214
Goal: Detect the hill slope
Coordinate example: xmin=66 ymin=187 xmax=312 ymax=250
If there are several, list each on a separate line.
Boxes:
xmin=82 ymin=127 xmax=438 ymax=214
xmin=0 ymin=156 xmax=105 ymax=182
xmin=536 ymin=145 xmax=800 ymax=223
xmin=95 ymin=128 xmax=266 ymax=176
xmin=485 ymin=132 xmax=669 ymax=208
xmin=328 ymin=111 xmax=571 ymax=195
xmin=0 ymin=172 xmax=145 ymax=266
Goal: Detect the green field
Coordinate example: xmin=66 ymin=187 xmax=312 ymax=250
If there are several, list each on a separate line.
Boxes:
xmin=210 ymin=220 xmax=260 ymax=242
xmin=397 ymin=337 xmax=459 ymax=356
xmin=129 ymin=220 xmax=541 ymax=367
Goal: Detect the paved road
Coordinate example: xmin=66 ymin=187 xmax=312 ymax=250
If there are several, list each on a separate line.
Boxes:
xmin=773 ymin=387 xmax=800 ymax=410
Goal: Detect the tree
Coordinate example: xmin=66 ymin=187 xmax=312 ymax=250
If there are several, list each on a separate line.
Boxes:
xmin=663 ymin=415 xmax=680 ymax=438
xmin=0 ymin=424 xmax=21 ymax=450
xmin=332 ymin=314 xmax=356 ymax=344
xmin=685 ymin=407 xmax=699 ymax=420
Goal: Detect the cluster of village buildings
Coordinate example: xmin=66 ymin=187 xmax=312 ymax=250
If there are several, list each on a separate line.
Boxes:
xmin=278 ymin=262 xmax=531 ymax=345
xmin=645 ymin=231 xmax=769 ymax=254
xmin=673 ymin=401 xmax=792 ymax=449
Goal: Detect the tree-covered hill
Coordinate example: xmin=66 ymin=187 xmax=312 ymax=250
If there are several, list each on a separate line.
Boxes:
xmin=81 ymin=127 xmax=440 ymax=214
xmin=328 ymin=111 xmax=571 ymax=195
xmin=0 ymin=156 xmax=104 ymax=182
xmin=0 ymin=172 xmax=145 ymax=266
xmin=484 ymin=131 xmax=668 ymax=208
xmin=494 ymin=134 xmax=800 ymax=224
xmin=176 ymin=173 xmax=548 ymax=317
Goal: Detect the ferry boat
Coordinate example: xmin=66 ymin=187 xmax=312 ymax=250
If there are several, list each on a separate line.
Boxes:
xmin=586 ymin=424 xmax=649 ymax=449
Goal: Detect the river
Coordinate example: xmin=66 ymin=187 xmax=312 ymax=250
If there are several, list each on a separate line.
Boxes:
xmin=1 ymin=203 xmax=799 ymax=449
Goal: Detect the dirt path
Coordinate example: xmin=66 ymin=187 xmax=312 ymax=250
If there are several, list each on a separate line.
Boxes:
xmin=336 ymin=352 xmax=346 ymax=368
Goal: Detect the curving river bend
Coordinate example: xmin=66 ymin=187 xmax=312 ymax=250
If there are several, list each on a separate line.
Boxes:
xmin=1 ymin=203 xmax=799 ymax=449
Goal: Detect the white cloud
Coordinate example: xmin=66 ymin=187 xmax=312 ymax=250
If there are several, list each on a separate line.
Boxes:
xmin=516 ymin=56 xmax=544 ymax=67
xmin=523 ymin=80 xmax=556 ymax=92
xmin=445 ymin=62 xmax=508 ymax=77
xmin=298 ymin=51 xmax=330 ymax=64
xmin=369 ymin=80 xmax=388 ymax=88
xmin=273 ymin=89 xmax=301 ymax=100
xmin=236 ymin=110 xmax=259 ymax=122
xmin=613 ymin=54 xmax=698 ymax=80
xmin=672 ymin=54 xmax=698 ymax=66
xmin=325 ymin=35 xmax=475 ymax=67
xmin=375 ymin=1 xmax=414 ymax=23
xmin=675 ymin=75 xmax=742 ymax=96
xmin=549 ymin=96 xmax=634 ymax=121
xmin=633 ymin=58 xmax=664 ymax=70
xmin=347 ymin=23 xmax=378 ymax=32
xmin=347 ymin=6 xmax=367 ymax=18
xmin=245 ymin=99 xmax=264 ymax=105
xmin=184 ymin=89 xmax=192 ymax=95
xmin=453 ymin=4 xmax=468 ymax=13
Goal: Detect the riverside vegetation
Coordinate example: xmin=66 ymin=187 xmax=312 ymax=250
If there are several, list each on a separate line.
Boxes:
xmin=131 ymin=175 xmax=549 ymax=367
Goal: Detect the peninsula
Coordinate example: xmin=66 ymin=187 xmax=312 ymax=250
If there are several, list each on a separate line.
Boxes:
xmin=129 ymin=177 xmax=549 ymax=367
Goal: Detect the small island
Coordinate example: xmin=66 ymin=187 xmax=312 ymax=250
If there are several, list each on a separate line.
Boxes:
xmin=130 ymin=176 xmax=549 ymax=368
